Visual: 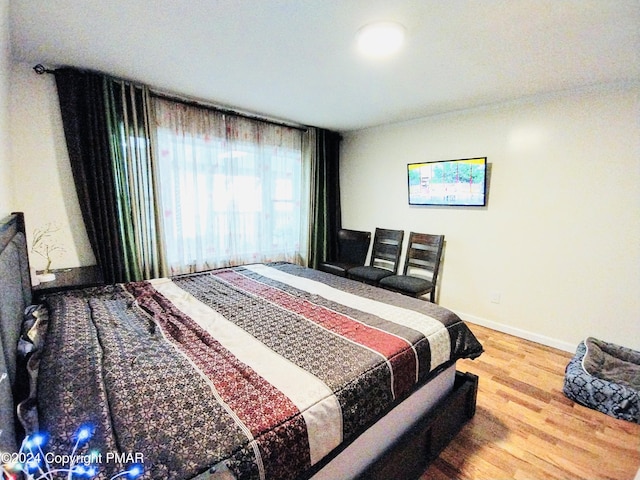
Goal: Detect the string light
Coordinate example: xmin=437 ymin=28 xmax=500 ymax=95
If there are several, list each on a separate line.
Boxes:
xmin=74 ymin=424 xmax=95 ymax=444
xmin=1 ymin=423 xmax=144 ymax=480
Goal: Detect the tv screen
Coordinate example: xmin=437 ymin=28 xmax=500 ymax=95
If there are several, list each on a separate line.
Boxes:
xmin=407 ymin=157 xmax=487 ymax=207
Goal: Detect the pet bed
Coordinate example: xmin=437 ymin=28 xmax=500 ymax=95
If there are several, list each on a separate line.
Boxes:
xmin=563 ymin=337 xmax=640 ymax=423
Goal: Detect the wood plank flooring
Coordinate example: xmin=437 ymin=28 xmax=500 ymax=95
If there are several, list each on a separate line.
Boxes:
xmin=422 ymin=323 xmax=640 ymax=480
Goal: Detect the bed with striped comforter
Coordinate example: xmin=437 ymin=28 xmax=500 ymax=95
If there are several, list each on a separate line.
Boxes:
xmin=36 ymin=262 xmax=483 ymax=480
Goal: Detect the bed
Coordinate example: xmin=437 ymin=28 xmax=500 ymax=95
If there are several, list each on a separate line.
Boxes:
xmin=0 ymin=212 xmax=483 ymax=480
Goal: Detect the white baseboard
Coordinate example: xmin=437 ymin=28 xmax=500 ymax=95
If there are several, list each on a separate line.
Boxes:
xmin=455 ymin=311 xmax=576 ymax=353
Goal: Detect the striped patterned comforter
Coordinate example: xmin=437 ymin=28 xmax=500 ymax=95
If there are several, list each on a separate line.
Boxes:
xmin=38 ymin=263 xmax=483 ymax=480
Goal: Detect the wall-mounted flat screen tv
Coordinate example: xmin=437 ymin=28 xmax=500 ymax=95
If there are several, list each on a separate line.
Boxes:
xmin=408 ymin=157 xmax=487 ymax=207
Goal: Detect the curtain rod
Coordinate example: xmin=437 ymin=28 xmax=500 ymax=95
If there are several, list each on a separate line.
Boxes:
xmin=33 ymin=63 xmax=308 ymax=132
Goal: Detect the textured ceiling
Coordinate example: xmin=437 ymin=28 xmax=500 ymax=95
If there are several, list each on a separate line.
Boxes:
xmin=10 ymin=0 xmax=640 ymax=131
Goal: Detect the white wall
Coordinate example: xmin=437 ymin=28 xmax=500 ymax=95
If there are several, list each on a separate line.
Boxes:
xmin=0 ymin=0 xmax=12 ymax=216
xmin=9 ymin=61 xmax=94 ymax=270
xmin=341 ymin=84 xmax=640 ymax=352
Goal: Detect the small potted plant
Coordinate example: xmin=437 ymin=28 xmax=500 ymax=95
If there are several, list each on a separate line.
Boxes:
xmin=31 ymin=223 xmax=65 ymax=282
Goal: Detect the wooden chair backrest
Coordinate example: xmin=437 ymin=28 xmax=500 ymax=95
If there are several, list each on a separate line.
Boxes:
xmin=370 ymin=228 xmax=404 ymax=273
xmin=403 ymin=232 xmax=445 ymax=282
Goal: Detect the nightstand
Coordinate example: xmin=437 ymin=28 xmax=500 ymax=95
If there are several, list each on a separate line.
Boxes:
xmin=32 ymin=265 xmax=104 ymax=298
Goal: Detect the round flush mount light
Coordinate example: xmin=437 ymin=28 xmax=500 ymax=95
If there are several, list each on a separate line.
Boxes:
xmin=356 ymin=21 xmax=406 ymax=58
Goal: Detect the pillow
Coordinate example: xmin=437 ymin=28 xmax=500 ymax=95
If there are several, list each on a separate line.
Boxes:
xmin=17 ymin=304 xmax=48 ymax=355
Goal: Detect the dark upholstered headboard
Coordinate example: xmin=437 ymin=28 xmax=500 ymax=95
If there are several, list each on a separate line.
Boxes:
xmin=0 ymin=212 xmax=32 ymax=454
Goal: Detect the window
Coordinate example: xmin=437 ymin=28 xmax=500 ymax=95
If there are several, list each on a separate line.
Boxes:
xmin=153 ymin=98 xmax=309 ymax=275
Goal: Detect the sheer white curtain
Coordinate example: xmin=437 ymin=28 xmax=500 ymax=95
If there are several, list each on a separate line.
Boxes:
xmin=152 ymin=97 xmax=309 ymax=275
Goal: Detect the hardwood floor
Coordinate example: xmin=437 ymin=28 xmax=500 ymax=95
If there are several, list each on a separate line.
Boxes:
xmin=422 ymin=323 xmax=640 ymax=480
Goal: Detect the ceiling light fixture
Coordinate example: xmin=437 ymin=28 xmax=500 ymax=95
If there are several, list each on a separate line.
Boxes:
xmin=356 ymin=21 xmax=406 ymax=58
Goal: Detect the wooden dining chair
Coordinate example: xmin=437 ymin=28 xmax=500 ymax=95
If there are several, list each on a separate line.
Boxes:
xmin=378 ymin=232 xmax=444 ymax=302
xmin=347 ymin=228 xmax=404 ymax=285
xmin=319 ymin=229 xmax=372 ymax=277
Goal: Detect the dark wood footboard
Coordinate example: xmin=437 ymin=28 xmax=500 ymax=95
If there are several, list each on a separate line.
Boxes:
xmin=358 ymin=371 xmax=479 ymax=480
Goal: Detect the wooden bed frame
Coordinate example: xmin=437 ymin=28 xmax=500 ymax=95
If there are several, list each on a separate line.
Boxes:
xmin=0 ymin=212 xmax=478 ymax=480
xmin=357 ymin=371 xmax=477 ymax=479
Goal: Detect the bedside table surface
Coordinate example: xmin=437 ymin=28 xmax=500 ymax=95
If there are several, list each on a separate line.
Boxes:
xmin=33 ymin=265 xmax=104 ymax=294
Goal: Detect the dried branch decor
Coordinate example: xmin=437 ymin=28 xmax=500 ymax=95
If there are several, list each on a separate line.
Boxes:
xmin=31 ymin=223 xmax=65 ymax=274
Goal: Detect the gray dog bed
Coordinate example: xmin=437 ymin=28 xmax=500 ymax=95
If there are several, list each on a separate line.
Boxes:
xmin=563 ymin=337 xmax=640 ymax=423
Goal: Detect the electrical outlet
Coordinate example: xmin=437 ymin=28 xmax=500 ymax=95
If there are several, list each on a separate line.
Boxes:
xmin=490 ymin=292 xmax=501 ymax=304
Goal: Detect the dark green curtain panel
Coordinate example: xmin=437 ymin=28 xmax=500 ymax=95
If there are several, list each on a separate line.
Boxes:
xmin=55 ymin=69 xmax=162 ymax=282
xmin=309 ymin=129 xmax=342 ymax=269
xmin=105 ymin=81 xmax=163 ymax=281
xmin=55 ymin=68 xmax=127 ymax=283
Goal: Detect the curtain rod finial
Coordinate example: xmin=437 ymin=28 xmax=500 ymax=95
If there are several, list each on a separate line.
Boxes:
xmin=33 ymin=64 xmax=54 ymax=75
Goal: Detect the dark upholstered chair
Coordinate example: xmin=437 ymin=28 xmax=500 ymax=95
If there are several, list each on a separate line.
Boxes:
xmin=379 ymin=232 xmax=444 ymax=302
xmin=347 ymin=228 xmax=404 ymax=285
xmin=319 ymin=229 xmax=372 ymax=277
